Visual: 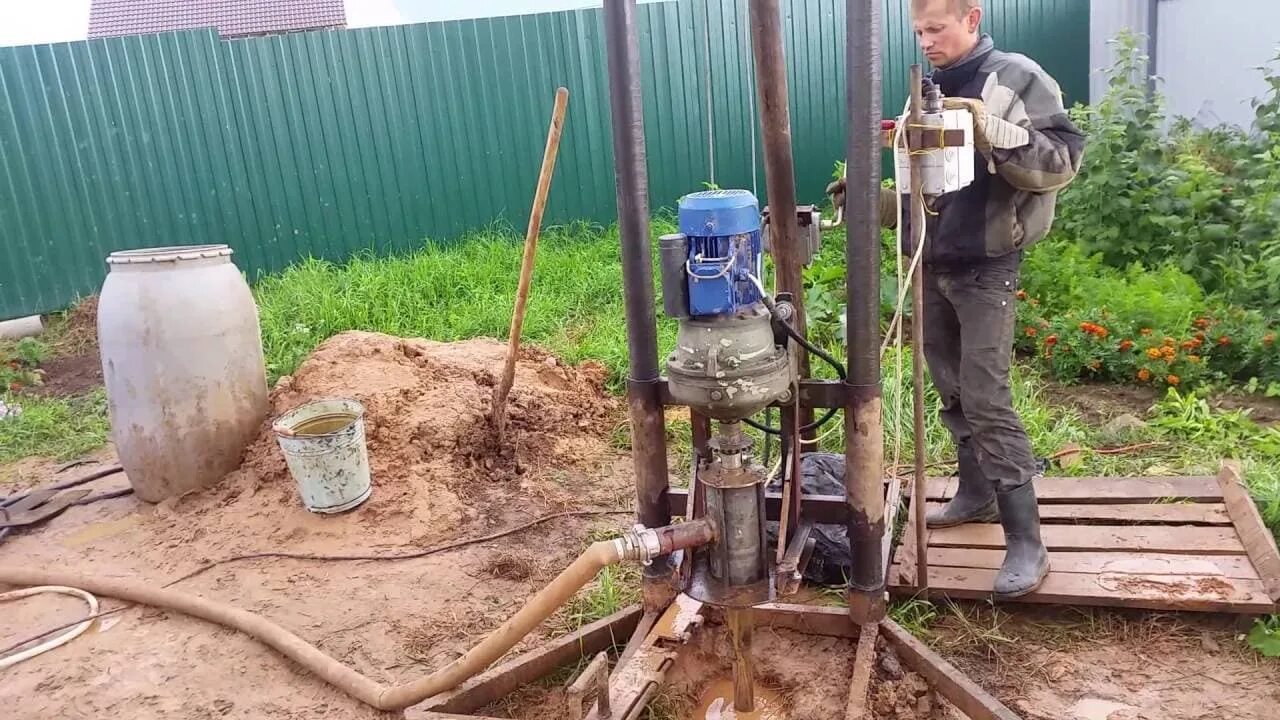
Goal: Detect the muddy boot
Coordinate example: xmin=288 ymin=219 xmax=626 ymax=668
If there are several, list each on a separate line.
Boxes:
xmin=993 ymin=482 xmax=1049 ymax=599
xmin=925 ymin=448 xmax=997 ymax=528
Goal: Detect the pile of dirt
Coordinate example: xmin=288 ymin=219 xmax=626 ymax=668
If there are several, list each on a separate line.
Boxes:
xmin=24 ymin=296 xmax=103 ymax=398
xmin=142 ymin=330 xmax=632 ymax=563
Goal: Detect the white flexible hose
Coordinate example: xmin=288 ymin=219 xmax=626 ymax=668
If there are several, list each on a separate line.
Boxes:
xmin=0 ymin=585 xmax=100 ymax=669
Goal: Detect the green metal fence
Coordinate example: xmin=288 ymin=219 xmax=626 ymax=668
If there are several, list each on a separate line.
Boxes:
xmin=0 ymin=0 xmax=1088 ymax=319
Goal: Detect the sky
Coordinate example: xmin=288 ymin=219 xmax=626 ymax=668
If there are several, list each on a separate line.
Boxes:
xmin=0 ymin=0 xmax=656 ymax=48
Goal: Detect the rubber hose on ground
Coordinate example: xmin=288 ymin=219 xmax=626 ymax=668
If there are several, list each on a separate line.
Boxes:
xmin=0 ymin=539 xmax=625 ymax=711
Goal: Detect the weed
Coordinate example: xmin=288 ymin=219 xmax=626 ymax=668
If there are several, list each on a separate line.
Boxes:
xmin=889 ymin=598 xmax=939 ymax=637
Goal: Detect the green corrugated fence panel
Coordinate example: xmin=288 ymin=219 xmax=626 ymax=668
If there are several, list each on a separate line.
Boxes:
xmin=0 ymin=0 xmax=1087 ymax=319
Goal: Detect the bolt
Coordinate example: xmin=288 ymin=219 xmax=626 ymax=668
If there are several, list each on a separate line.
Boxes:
xmin=710 ymin=390 xmax=724 ymax=401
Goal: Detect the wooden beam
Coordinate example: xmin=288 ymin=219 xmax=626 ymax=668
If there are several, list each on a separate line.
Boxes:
xmin=417 ymin=605 xmax=642 ymax=715
xmin=746 ymin=602 xmax=859 ymax=639
xmin=927 ymin=523 xmax=1246 ymax=555
xmin=915 ymin=548 xmax=1262 ymax=580
xmin=879 ymin=619 xmax=1023 ymax=720
xmin=843 ymin=622 xmax=880 ymax=720
xmin=891 ymin=566 xmax=1275 ymax=614
xmin=925 ymin=476 xmax=1221 ymax=504
xmin=924 ymin=500 xmax=1232 ymax=525
xmin=1218 ymin=461 xmax=1280 ymax=602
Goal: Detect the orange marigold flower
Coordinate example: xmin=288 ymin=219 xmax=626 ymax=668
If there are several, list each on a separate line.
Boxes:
xmin=1119 ymin=340 xmax=1134 ymax=352
xmin=1016 ymin=289 xmax=1028 ymax=300
xmin=1194 ymin=331 xmax=1206 ymax=341
xmin=1137 ymin=368 xmax=1152 ymax=382
xmin=1264 ymin=333 xmax=1276 ymax=346
xmin=1181 ymin=340 xmax=1198 ymax=350
xmin=1167 ymin=374 xmax=1181 ymax=386
xmin=1030 ymin=298 xmax=1041 ymax=307
xmin=1024 ymin=326 xmax=1038 ymax=337
xmin=1140 ymin=328 xmax=1153 ymax=336
xmin=1218 ymin=336 xmax=1231 ymax=346
xmin=1163 ymin=337 xmax=1176 ymax=347
xmin=1194 ymin=317 xmax=1211 ymax=329
xmin=1089 ymin=360 xmax=1102 ymax=370
xmin=1145 ymin=348 xmax=1163 ymax=359
xmin=1045 ymin=335 xmax=1058 ymax=346
xmin=1162 ymin=346 xmax=1176 ymax=359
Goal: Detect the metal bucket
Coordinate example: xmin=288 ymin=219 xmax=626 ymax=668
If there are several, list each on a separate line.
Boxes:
xmin=272 ymin=398 xmax=372 ymax=513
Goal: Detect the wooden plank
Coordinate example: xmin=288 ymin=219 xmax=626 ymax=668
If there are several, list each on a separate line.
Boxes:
xmin=928 ymin=523 xmax=1245 ymax=555
xmin=844 ymin=622 xmax=880 ymax=720
xmin=895 ymin=496 xmax=921 ymax=587
xmin=879 ymin=619 xmax=1023 ymax=720
xmin=748 ymin=602 xmax=859 ymax=639
xmin=1218 ymin=461 xmax=1280 ymax=602
xmin=915 ymin=548 xmax=1262 ymax=580
xmin=890 ymin=566 xmax=1276 ymax=614
xmin=419 ymin=605 xmax=642 ymax=715
xmin=925 ymin=476 xmax=1221 ymax=504
xmin=923 ymin=501 xmax=1232 ymax=525
xmin=881 ymin=476 xmax=904 ymax=581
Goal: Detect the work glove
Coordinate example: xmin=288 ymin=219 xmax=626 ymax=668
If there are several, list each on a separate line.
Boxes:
xmin=824 ymin=176 xmax=898 ymax=230
xmin=941 ymin=97 xmax=1030 ymax=173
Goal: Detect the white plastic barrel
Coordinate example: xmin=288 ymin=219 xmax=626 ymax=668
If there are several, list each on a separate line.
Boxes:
xmin=272 ymin=398 xmax=372 ymax=513
xmin=98 ymin=245 xmax=269 ymax=503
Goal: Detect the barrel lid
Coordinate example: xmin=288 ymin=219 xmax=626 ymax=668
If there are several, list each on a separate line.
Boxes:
xmin=107 ymin=245 xmax=233 ymax=265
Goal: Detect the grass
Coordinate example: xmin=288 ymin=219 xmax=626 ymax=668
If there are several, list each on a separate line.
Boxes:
xmin=253 ymin=218 xmax=679 ymax=390
xmin=0 ymin=389 xmax=110 ymax=466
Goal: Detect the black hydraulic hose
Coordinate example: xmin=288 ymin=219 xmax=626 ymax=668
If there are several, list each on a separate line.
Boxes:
xmin=745 ymin=319 xmax=847 ymax=436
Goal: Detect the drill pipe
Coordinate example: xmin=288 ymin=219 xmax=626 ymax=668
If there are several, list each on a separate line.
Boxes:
xmin=843 ymin=0 xmax=887 ymax=624
xmin=748 ymin=0 xmax=813 ymax=438
xmin=603 ymin=0 xmax=672 ymax=574
xmin=0 ymin=520 xmax=714 ymax=711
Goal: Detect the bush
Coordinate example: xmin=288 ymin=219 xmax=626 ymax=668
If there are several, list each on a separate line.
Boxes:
xmin=1056 ymin=32 xmax=1280 ymax=313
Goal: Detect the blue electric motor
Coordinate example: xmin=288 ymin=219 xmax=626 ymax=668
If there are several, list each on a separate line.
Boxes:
xmin=660 ymin=190 xmax=765 ymax=319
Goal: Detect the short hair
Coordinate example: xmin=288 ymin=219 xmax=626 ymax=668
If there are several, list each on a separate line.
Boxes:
xmin=912 ymin=0 xmax=982 ymax=18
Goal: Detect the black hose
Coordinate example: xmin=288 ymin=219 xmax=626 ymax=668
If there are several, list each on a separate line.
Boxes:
xmin=746 ymin=317 xmax=847 ymax=436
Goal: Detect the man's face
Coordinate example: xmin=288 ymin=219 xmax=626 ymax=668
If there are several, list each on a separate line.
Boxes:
xmin=913 ymin=1 xmax=982 ymax=67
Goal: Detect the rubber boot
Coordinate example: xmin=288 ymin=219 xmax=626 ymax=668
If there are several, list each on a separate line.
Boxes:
xmin=925 ymin=447 xmax=998 ymax=528
xmin=993 ymin=482 xmax=1049 ymax=599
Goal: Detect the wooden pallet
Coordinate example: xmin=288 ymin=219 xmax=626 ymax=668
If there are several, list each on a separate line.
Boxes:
xmin=890 ymin=462 xmax=1280 ymax=614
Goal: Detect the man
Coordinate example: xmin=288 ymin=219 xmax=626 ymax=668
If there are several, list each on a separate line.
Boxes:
xmin=831 ymin=0 xmax=1085 ymax=599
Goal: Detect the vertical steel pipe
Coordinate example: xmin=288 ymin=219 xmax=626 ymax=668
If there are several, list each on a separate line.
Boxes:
xmin=843 ymin=0 xmax=886 ymax=624
xmin=748 ymin=0 xmax=813 ymax=436
xmin=603 ymin=0 xmax=672 ymax=551
xmin=908 ymin=65 xmax=930 ymax=592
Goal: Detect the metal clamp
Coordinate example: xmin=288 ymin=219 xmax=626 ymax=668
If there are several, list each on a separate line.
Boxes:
xmin=566 ymin=651 xmax=611 ymax=720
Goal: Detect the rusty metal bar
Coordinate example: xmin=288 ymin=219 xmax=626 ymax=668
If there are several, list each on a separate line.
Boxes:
xmin=843 ymin=0 xmax=886 ymax=625
xmin=603 ymin=0 xmax=672 ymax=603
xmin=908 ymin=63 xmax=930 ymax=592
xmin=748 ymin=0 xmax=813 ymax=436
xmin=879 ymin=619 xmax=1024 ymax=720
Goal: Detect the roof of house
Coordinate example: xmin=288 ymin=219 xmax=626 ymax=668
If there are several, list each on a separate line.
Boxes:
xmin=88 ymin=0 xmax=346 ymax=40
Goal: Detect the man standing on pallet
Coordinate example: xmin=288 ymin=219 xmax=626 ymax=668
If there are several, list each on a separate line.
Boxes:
xmin=833 ymin=0 xmax=1086 ymax=598
xmin=913 ymin=0 xmax=1084 ymax=599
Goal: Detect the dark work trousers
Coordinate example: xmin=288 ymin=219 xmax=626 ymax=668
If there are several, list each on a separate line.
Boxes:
xmin=921 ymin=254 xmax=1037 ymax=492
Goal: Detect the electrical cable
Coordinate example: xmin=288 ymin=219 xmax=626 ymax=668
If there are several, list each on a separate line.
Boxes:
xmin=0 ymin=585 xmax=99 ymax=669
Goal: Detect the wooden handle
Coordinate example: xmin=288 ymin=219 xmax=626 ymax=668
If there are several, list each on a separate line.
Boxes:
xmin=492 ymin=88 xmax=570 ymax=439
